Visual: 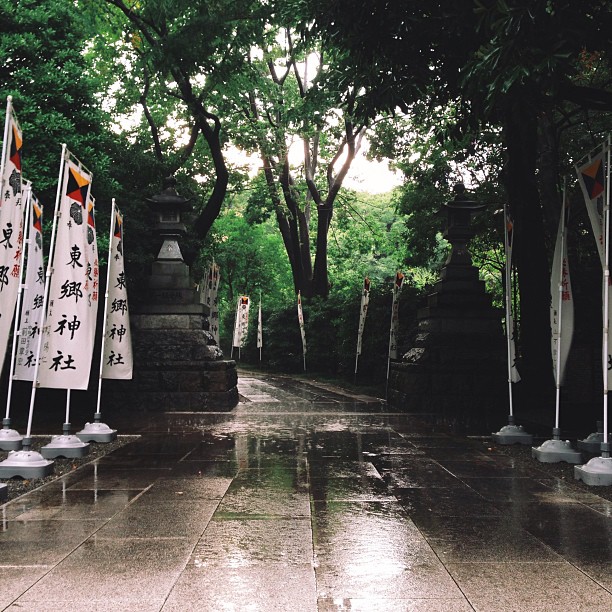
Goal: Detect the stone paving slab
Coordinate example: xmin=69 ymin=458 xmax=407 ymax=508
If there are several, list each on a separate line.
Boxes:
xmin=2 ymin=371 xmax=612 ymax=610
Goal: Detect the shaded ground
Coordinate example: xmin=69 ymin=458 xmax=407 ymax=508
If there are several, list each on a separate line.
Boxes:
xmin=1 ymin=370 xmax=612 ymax=610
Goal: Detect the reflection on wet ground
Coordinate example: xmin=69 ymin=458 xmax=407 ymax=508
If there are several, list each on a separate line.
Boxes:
xmin=2 ymin=372 xmax=612 ymax=610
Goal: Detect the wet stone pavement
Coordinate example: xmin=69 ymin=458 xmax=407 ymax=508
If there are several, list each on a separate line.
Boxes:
xmin=2 ymin=373 xmax=612 ymax=610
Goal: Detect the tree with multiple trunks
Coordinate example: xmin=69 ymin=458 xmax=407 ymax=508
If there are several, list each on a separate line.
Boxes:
xmin=218 ymin=28 xmax=367 ymax=297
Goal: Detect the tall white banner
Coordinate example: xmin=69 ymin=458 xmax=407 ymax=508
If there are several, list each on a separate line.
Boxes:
xmin=257 ymin=299 xmax=263 ymax=351
xmin=0 ymin=98 xmax=24 ymax=376
xmin=550 ymin=191 xmax=574 ymax=386
xmin=37 ymin=152 xmax=95 ymax=390
xmin=388 ymin=271 xmax=404 ymax=360
xmin=102 ymin=207 xmax=133 ymax=379
xmin=232 ymin=295 xmax=250 ymax=348
xmin=503 ymin=204 xmax=521 ymax=383
xmin=577 ymin=149 xmax=606 ymax=267
xmin=13 ymin=194 xmax=44 ymax=380
xmin=201 ymin=261 xmax=220 ymax=344
xmin=576 ymin=145 xmax=612 ymax=387
xmin=297 ymin=290 xmax=306 ymax=360
xmin=356 ymin=276 xmax=371 ymax=357
xmin=85 ymin=195 xmax=99 ymax=351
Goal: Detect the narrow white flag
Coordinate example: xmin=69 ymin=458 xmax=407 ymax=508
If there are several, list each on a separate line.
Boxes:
xmin=576 ymin=148 xmax=606 ymax=267
xmin=297 ymin=291 xmax=307 ymax=359
xmin=37 ymin=151 xmax=96 ymax=390
xmin=204 ymin=261 xmax=220 ymax=345
xmin=576 ymin=144 xmax=612 ymax=387
xmin=388 ymin=272 xmax=404 ymax=360
xmin=0 ymin=98 xmax=24 ymax=376
xmin=503 ymin=205 xmax=520 ymax=383
xmin=102 ymin=206 xmax=133 ymax=379
xmin=13 ymin=193 xmax=44 ymax=381
xmin=232 ymin=295 xmax=250 ymax=348
xmin=550 ymin=190 xmax=574 ymax=386
xmin=356 ymin=276 xmax=371 ymax=357
xmin=257 ymin=300 xmax=263 ymax=351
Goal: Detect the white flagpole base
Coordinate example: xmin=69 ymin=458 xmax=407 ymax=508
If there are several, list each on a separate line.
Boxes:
xmin=0 ymin=483 xmax=7 ymax=502
xmin=577 ymin=432 xmax=606 ymax=454
xmin=76 ymin=420 xmax=117 ymax=443
xmin=577 ymin=423 xmax=608 ymax=453
xmin=575 ymin=455 xmax=612 ymax=486
xmin=492 ymin=416 xmax=533 ymax=445
xmin=0 ymin=440 xmax=54 ymax=479
xmin=41 ymin=434 xmax=90 ymax=459
xmin=0 ymin=428 xmax=23 ymax=451
xmin=532 ymin=437 xmax=582 ymax=464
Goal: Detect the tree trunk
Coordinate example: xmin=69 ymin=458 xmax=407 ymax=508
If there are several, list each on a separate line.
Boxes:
xmin=312 ymin=202 xmax=332 ymax=297
xmin=502 ymin=87 xmax=555 ymax=411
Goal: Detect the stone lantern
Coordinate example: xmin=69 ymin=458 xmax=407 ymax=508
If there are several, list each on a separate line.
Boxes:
xmin=102 ymin=175 xmax=239 ymax=413
xmin=387 ymin=181 xmax=506 ymax=424
xmin=441 ymin=183 xmax=487 ymax=271
xmin=145 ymin=176 xmax=195 ymax=305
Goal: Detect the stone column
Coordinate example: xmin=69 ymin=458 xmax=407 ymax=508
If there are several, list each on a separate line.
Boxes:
xmin=107 ymin=177 xmax=238 ymax=412
xmin=387 ymin=184 xmax=506 ymax=422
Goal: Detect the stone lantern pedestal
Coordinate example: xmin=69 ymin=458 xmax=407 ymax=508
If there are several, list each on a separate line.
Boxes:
xmin=108 ymin=177 xmax=237 ymax=412
xmin=387 ymin=184 xmax=506 ymax=425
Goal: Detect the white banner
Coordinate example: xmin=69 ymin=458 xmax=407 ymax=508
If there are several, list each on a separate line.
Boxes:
xmin=576 ymin=145 xmax=612 ymax=387
xmin=576 ymin=149 xmax=606 ymax=267
xmin=37 ymin=153 xmax=95 ymax=390
xmin=356 ymin=277 xmax=371 ymax=357
xmin=13 ymin=193 xmax=44 ymax=380
xmin=550 ymin=192 xmax=574 ymax=386
xmin=232 ymin=295 xmax=250 ymax=348
xmin=257 ymin=300 xmax=263 ymax=350
xmin=388 ymin=271 xmax=404 ymax=360
xmin=297 ymin=291 xmax=306 ymax=357
xmin=201 ymin=261 xmax=220 ymax=345
xmin=102 ymin=207 xmax=133 ymax=379
xmin=0 ymin=99 xmax=24 ymax=376
xmin=85 ymin=195 xmax=99 ymax=350
xmin=503 ymin=205 xmax=520 ymax=383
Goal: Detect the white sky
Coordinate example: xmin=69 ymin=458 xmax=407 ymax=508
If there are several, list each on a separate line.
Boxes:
xmin=226 ymin=144 xmax=402 ymax=195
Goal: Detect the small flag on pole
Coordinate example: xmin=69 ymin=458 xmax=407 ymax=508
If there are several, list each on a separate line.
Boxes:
xmin=297 ymin=291 xmax=307 ymax=370
xmin=0 ymin=97 xmax=24 ymax=376
xmin=37 ymin=150 xmax=96 ymax=390
xmin=101 ymin=205 xmax=133 ymax=379
xmin=13 ymin=193 xmax=44 ymax=381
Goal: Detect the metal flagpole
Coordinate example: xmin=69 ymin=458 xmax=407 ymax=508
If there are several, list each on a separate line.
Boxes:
xmin=0 ymin=97 xmax=12 ymax=180
xmin=96 ymin=198 xmax=116 ymax=416
xmin=0 ymin=146 xmax=66 ymax=477
xmin=603 ymin=137 xmax=611 ymax=458
xmin=576 ymin=135 xmax=612 ymax=484
xmin=25 ymin=144 xmax=67 ymax=446
xmin=533 ymin=178 xmax=580 ymax=462
xmin=1 ymin=181 xmax=31 ymax=449
xmin=503 ymin=201 xmax=515 ymax=420
xmin=75 ymin=200 xmax=118 ymax=443
xmin=492 ymin=204 xmax=532 ymax=445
